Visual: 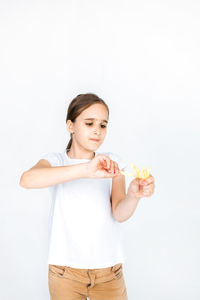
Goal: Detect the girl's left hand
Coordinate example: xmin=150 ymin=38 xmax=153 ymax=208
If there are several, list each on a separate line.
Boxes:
xmin=127 ymin=174 xmax=155 ymax=199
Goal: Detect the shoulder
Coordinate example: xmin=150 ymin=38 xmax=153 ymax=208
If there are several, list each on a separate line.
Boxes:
xmin=41 ymin=151 xmax=63 ymax=167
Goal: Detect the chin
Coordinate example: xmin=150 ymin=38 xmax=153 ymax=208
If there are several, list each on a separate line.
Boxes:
xmin=88 ymin=144 xmax=100 ymax=151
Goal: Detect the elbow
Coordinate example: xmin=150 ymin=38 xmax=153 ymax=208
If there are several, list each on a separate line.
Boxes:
xmin=112 ymin=210 xmax=124 ymax=223
xmin=116 ymin=217 xmax=128 ymax=223
xmin=19 ymin=172 xmax=30 ymax=189
xmin=116 ymin=218 xmax=127 ymax=223
xmin=114 ymin=217 xmax=126 ymax=223
xmin=112 ymin=209 xmax=129 ymax=223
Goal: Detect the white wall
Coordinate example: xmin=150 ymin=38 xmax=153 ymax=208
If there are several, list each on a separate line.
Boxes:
xmin=0 ymin=0 xmax=199 ymax=299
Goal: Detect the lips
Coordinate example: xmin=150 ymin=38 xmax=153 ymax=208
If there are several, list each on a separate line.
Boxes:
xmin=90 ymin=139 xmax=99 ymax=142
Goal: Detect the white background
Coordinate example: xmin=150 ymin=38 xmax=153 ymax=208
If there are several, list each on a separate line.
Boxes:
xmin=1 ymin=0 xmax=200 ymax=299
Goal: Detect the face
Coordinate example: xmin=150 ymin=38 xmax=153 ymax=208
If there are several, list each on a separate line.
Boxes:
xmin=67 ymin=103 xmax=109 ymax=151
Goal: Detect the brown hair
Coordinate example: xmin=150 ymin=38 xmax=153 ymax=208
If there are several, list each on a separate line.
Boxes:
xmin=66 ymin=93 xmax=109 ymax=151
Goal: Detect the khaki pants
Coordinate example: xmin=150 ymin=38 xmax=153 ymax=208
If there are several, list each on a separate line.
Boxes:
xmin=48 ymin=263 xmax=128 ymax=300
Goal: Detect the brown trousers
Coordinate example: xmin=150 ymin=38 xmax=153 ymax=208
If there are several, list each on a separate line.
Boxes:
xmin=48 ymin=263 xmax=128 ymax=300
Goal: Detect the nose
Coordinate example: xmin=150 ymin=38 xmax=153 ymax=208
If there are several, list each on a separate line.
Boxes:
xmin=93 ymin=126 xmax=100 ymax=135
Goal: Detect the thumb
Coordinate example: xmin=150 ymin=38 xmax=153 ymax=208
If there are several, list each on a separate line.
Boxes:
xmin=133 ymin=177 xmax=140 ymax=186
xmin=128 ymin=177 xmax=140 ymax=193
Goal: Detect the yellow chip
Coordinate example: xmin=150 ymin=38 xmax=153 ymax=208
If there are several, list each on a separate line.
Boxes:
xmin=119 ymin=164 xmax=150 ymax=179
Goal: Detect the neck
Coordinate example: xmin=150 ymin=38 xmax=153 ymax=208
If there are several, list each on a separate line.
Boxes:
xmin=66 ymin=148 xmax=95 ymax=160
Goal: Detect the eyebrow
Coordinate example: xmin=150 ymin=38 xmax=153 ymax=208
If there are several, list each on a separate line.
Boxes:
xmin=84 ymin=118 xmax=108 ymax=123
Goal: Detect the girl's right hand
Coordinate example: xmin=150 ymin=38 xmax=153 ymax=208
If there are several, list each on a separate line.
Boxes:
xmin=86 ymin=154 xmax=121 ymax=179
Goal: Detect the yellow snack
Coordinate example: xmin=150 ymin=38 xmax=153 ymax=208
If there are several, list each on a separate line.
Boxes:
xmin=119 ymin=163 xmax=150 ymax=179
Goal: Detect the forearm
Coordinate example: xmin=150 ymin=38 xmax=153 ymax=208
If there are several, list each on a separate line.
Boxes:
xmin=113 ymin=193 xmax=141 ymax=223
xmin=20 ymin=163 xmax=89 ymax=189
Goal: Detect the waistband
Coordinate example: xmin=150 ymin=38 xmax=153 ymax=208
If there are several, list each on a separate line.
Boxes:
xmin=49 ymin=263 xmax=123 ymax=285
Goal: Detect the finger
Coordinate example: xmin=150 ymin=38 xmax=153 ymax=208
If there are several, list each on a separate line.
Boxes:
xmin=101 ymin=159 xmax=107 ymax=169
xmin=141 ymin=175 xmax=154 ymax=185
xmin=143 ymin=189 xmax=151 ymax=194
xmin=110 ymin=160 xmax=116 ymax=174
xmin=143 ymin=187 xmax=154 ymax=196
xmin=114 ymin=162 xmax=120 ymax=173
xmin=142 ymin=185 xmax=151 ymax=193
xmin=104 ymin=170 xmax=119 ymax=178
xmin=100 ymin=155 xmax=110 ymax=169
xmin=111 ymin=163 xmax=119 ymax=176
xmin=111 ymin=161 xmax=118 ymax=174
xmin=143 ymin=184 xmax=154 ymax=191
xmin=106 ymin=157 xmax=111 ymax=169
xmin=147 ymin=175 xmax=154 ymax=184
xmin=142 ymin=189 xmax=152 ymax=196
xmin=110 ymin=160 xmax=115 ymax=173
xmin=143 ymin=183 xmax=154 ymax=189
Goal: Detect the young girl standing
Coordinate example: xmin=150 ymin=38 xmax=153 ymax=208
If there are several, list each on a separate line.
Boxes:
xmin=20 ymin=93 xmax=155 ymax=300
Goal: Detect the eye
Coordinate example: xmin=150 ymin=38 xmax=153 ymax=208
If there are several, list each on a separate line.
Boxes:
xmin=85 ymin=123 xmax=107 ymax=128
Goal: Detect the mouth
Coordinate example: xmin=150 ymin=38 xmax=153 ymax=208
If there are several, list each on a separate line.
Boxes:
xmin=90 ymin=139 xmax=99 ymax=142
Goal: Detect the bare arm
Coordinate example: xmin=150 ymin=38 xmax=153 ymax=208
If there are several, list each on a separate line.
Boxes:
xmin=19 ymin=153 xmax=122 ymax=189
xmin=113 ymin=175 xmax=155 ymax=222
xmin=113 ymin=193 xmax=141 ymax=222
xmin=19 ymin=159 xmax=89 ymax=189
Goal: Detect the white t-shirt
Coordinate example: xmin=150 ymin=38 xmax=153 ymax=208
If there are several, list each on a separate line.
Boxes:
xmin=41 ymin=149 xmax=128 ymax=269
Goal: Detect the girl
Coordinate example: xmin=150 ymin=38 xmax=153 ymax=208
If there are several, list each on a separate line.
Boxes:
xmin=20 ymin=93 xmax=155 ymax=300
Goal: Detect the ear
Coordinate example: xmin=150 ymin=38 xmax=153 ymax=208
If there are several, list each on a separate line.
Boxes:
xmin=66 ymin=120 xmax=74 ymax=135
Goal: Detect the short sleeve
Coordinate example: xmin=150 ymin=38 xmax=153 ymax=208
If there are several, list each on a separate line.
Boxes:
xmin=106 ymin=152 xmax=128 ymax=170
xmin=41 ymin=152 xmax=61 ymax=167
